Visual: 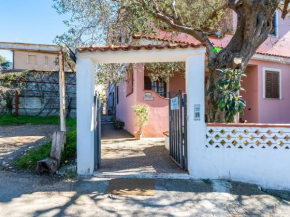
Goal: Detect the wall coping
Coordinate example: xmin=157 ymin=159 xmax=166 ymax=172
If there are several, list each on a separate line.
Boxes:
xmin=207 ymin=123 xmax=290 ymax=128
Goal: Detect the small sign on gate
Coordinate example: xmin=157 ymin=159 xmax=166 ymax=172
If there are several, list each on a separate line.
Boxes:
xmin=194 ymin=104 xmax=201 ymax=121
xmin=171 ymin=97 xmax=179 ymax=110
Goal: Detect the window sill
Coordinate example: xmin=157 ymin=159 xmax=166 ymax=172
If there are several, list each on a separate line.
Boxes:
xmin=263 ymin=98 xmax=282 ymax=100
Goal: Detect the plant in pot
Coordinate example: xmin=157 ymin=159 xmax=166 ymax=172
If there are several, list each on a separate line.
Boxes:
xmin=113 ymin=119 xmax=124 ymax=129
xmin=132 ymin=104 xmax=150 ymax=140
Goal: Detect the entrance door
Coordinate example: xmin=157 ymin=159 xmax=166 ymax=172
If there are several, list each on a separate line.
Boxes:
xmin=169 ymin=91 xmax=188 ymax=170
xmin=94 ymin=92 xmax=102 ymax=170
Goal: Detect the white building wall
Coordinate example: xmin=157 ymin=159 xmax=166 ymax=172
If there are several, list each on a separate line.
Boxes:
xmin=196 ymin=125 xmax=290 ymax=190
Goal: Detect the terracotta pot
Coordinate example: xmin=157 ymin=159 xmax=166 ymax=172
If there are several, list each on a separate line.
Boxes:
xmin=134 ymin=132 xmax=142 ymax=140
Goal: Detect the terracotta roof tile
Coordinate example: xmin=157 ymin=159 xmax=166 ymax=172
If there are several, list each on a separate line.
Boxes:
xmin=77 ymin=43 xmax=203 ymax=53
xmin=77 ymin=33 xmax=290 ymax=59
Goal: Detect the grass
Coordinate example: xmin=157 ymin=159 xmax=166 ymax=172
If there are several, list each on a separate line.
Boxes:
xmin=0 ymin=114 xmax=77 ymax=171
xmin=0 ymin=114 xmax=76 ymax=127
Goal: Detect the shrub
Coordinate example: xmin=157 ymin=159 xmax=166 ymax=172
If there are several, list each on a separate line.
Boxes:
xmin=113 ymin=119 xmax=124 ymax=129
xmin=132 ymin=104 xmax=150 ymax=133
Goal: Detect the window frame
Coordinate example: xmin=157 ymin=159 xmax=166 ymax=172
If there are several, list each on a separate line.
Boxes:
xmin=263 ymin=67 xmax=282 ymax=100
xmin=44 ymin=56 xmax=49 ymax=66
xmin=269 ymin=11 xmax=279 ymax=37
xmin=27 ymin=55 xmax=37 ymax=65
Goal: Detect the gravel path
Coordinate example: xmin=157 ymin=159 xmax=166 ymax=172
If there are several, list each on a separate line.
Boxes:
xmin=0 ymin=124 xmax=59 ymax=170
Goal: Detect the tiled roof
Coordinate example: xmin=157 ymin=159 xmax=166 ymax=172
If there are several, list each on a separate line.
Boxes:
xmin=77 ymin=43 xmax=203 ymax=53
xmin=132 ymin=33 xmax=202 ymax=46
xmin=77 ymin=33 xmax=290 ymax=59
xmin=255 ymin=51 xmax=290 ymax=59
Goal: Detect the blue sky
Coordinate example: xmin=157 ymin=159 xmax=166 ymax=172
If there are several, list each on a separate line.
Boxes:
xmin=0 ymin=0 xmax=70 ymax=61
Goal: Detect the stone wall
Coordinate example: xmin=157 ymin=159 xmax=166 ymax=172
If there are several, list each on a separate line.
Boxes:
xmin=0 ymin=71 xmax=76 ymax=117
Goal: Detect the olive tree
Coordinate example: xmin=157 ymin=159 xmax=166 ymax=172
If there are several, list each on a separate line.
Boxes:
xmin=53 ymin=0 xmax=290 ymax=122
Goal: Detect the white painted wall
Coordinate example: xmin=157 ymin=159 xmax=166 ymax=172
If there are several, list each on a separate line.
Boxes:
xmin=186 ymin=54 xmax=207 ymax=176
xmin=76 ymin=47 xmax=206 ymax=175
xmin=196 ymin=126 xmax=290 ymax=190
xmin=76 ymin=58 xmax=96 ymax=175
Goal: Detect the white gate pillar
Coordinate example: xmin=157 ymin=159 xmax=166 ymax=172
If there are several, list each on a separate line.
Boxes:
xmin=186 ymin=51 xmax=206 ymax=176
xmin=76 ymin=58 xmax=96 ymax=175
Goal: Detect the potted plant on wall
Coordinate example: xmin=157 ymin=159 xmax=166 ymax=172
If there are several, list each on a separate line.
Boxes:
xmin=132 ymin=104 xmax=150 ymax=140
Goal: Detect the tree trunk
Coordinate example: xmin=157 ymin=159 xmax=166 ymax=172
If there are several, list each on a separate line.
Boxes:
xmin=205 ymin=2 xmax=278 ymax=123
xmin=36 ymin=131 xmax=66 ymax=174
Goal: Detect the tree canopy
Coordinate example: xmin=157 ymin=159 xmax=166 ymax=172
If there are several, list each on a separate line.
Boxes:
xmin=53 ymin=0 xmax=290 ymax=122
xmin=0 ymin=55 xmax=7 ymax=66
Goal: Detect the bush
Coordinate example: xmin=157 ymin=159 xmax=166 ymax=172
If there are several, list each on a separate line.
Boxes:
xmin=113 ymin=119 xmax=124 ymax=129
xmin=132 ymin=104 xmax=150 ymax=133
xmin=13 ymin=116 xmax=77 ymax=171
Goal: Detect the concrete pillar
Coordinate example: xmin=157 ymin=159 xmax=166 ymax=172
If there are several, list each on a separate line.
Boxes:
xmin=76 ymin=58 xmax=96 ymax=175
xmin=186 ymin=51 xmax=206 ymax=176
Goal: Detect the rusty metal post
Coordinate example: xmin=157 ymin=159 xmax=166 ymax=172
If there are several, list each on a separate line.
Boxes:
xmin=15 ymin=90 xmax=19 ymax=116
xmin=59 ymin=50 xmax=66 ymax=132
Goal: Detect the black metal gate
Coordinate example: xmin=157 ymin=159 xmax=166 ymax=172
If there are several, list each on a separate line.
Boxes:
xmin=94 ymin=92 xmax=102 ymax=170
xmin=169 ymin=91 xmax=188 ymax=170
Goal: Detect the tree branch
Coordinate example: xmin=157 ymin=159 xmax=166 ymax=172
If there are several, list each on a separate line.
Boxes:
xmin=149 ymin=0 xmax=215 ymax=56
xmin=282 ymin=0 xmax=290 ymax=19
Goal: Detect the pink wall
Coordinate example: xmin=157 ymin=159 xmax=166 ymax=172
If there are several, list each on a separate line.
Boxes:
xmin=248 ymin=59 xmax=290 ymax=123
xmin=116 ymin=65 xmax=139 ymax=136
xmin=241 ymin=65 xmax=259 ymax=123
xmin=117 ymin=64 xmax=186 ymax=137
xmin=169 ymin=72 xmax=186 ymax=95
xmin=116 ymin=64 xmax=169 ymax=137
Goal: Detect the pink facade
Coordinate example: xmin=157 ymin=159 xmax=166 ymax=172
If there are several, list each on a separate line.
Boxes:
xmin=241 ymin=59 xmax=290 ymax=124
xmin=116 ymin=64 xmax=186 ymax=137
xmin=110 ymin=10 xmax=290 ymax=137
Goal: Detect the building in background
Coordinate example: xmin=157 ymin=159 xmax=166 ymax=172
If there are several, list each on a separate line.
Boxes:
xmin=108 ymin=10 xmax=290 ymax=138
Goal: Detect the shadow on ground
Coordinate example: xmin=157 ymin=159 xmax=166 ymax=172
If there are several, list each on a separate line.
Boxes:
xmin=99 ymin=124 xmax=185 ymax=174
xmin=0 ymin=171 xmax=290 ymax=217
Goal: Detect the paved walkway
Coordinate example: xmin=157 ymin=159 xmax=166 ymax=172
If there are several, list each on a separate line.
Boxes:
xmin=98 ymin=124 xmax=185 ymax=176
xmin=0 ymin=171 xmax=290 ymax=217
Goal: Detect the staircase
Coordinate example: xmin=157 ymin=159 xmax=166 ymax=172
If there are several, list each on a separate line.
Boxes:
xmin=101 ymin=115 xmax=113 ymax=125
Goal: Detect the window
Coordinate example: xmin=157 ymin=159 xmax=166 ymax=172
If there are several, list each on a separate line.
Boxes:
xmin=28 ymin=55 xmax=37 ymax=65
xmin=264 ymin=69 xmax=281 ymax=99
xmin=270 ymin=11 xmax=278 ymax=37
xmin=144 ymin=76 xmax=167 ymax=97
xmin=44 ymin=56 xmax=49 ymax=66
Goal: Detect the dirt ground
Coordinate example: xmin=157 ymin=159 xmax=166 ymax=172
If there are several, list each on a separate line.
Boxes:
xmin=0 ymin=124 xmax=59 ymax=170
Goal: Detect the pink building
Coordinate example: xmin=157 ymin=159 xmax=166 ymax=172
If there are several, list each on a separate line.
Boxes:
xmin=107 ymin=10 xmax=290 ymax=137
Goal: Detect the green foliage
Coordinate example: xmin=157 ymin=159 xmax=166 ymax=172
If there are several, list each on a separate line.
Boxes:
xmin=16 ymin=142 xmax=51 ymax=170
xmin=0 ymin=114 xmax=76 ymax=127
xmin=132 ymin=104 xmax=150 ymax=133
xmin=145 ymin=62 xmax=185 ymax=82
xmin=66 ymin=170 xmax=77 ymax=179
xmin=216 ymin=69 xmax=246 ymax=123
xmin=0 ymin=55 xmax=6 ymax=65
xmin=113 ymin=119 xmax=125 ymax=129
xmin=0 ymin=91 xmax=13 ymax=114
xmin=53 ymin=0 xmax=227 ymax=86
xmin=15 ymin=117 xmax=77 ymax=170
